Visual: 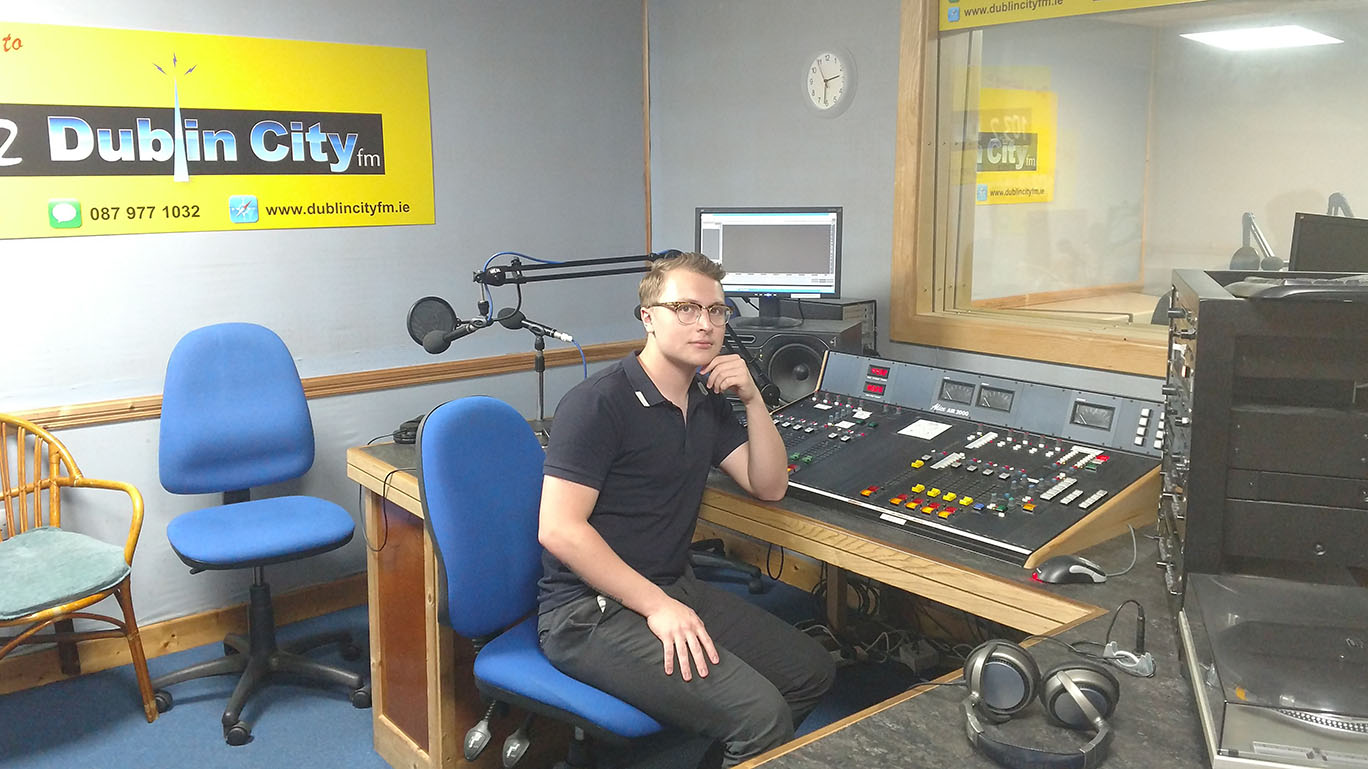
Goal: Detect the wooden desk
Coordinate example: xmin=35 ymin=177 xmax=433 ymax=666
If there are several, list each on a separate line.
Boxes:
xmin=349 ymin=443 xmax=1171 ymax=769
xmin=700 ymin=483 xmax=1104 ymax=636
xmin=348 ymin=443 xmax=567 ymax=769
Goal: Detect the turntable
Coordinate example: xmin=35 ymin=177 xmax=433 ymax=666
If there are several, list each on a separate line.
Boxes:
xmin=1180 ymin=573 xmax=1368 ymax=769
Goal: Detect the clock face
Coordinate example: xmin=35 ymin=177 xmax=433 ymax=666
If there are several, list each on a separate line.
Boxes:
xmin=804 ymin=49 xmax=856 ymax=117
xmin=806 ymin=52 xmax=847 ymax=111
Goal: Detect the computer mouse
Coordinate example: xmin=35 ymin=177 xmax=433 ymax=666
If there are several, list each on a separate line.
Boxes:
xmin=1032 ymin=554 xmax=1107 ymax=584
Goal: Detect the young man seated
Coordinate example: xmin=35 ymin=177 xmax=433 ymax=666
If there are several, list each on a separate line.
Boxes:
xmin=537 ymin=252 xmax=836 ymax=767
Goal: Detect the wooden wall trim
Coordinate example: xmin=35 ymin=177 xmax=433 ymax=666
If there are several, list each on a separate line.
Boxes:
xmin=888 ymin=0 xmax=1166 ymax=377
xmin=0 ymin=573 xmax=367 ymax=696
xmin=642 ymin=0 xmax=653 ymax=249
xmin=12 ymin=339 xmax=644 ymax=432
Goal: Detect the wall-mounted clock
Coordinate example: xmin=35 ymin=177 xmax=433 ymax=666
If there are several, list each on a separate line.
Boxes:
xmin=804 ymin=47 xmax=856 ymax=117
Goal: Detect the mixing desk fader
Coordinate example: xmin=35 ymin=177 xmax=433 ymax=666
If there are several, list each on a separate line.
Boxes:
xmin=771 ymin=353 xmax=1163 ymax=566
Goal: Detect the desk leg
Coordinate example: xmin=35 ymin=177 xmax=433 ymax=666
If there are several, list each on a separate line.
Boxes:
xmin=825 ymin=567 xmax=848 ymax=634
xmin=366 ymin=491 xmax=438 ymax=767
xmin=424 ymin=522 xmax=463 ymax=769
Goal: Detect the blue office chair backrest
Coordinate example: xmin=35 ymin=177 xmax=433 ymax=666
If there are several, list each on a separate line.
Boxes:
xmin=160 ymin=323 xmax=315 ymax=494
xmin=418 ymin=397 xmax=545 ymax=638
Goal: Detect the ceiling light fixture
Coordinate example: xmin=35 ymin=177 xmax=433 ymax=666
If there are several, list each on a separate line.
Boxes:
xmin=1180 ymin=24 xmax=1342 ymax=51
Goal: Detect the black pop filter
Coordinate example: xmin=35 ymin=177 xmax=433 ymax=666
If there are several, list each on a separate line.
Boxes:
xmin=407 ymin=296 xmax=458 ymax=346
xmin=1229 ymin=246 xmax=1260 ymax=271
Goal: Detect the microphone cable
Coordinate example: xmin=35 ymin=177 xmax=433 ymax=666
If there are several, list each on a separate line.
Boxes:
xmin=571 ymin=339 xmax=587 ymax=379
xmin=1028 ymin=599 xmax=1154 ymax=678
xmin=722 ymin=321 xmax=784 ymax=409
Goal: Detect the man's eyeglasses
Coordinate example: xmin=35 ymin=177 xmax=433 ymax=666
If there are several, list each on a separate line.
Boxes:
xmin=646 ymin=301 xmax=734 ymax=325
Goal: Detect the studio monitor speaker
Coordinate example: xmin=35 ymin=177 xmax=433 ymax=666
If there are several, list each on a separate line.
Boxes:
xmin=731 ymin=319 xmax=862 ymax=403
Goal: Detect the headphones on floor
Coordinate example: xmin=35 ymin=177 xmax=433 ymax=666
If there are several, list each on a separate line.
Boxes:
xmin=962 ymin=639 xmax=1120 ymax=769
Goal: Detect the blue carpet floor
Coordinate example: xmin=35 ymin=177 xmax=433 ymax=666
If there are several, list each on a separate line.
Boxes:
xmin=0 ymin=580 xmax=919 ymax=769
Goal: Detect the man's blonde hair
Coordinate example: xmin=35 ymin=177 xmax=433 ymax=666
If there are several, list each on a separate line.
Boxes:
xmin=638 ymin=251 xmax=726 ymax=308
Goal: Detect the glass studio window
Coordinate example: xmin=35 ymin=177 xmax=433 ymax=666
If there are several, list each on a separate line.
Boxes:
xmin=894 ymin=0 xmax=1367 ymax=375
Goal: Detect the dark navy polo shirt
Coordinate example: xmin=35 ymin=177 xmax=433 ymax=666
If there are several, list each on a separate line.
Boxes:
xmin=537 ymin=353 xmax=749 ymax=613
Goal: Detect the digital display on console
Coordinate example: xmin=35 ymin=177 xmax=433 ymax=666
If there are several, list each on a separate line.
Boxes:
xmin=863 ymin=382 xmax=887 ymax=396
xmin=867 ymin=364 xmax=891 ymax=379
xmin=976 ymin=386 xmax=1014 ymax=412
xmin=939 ymin=379 xmax=975 ymax=405
xmin=1071 ymin=402 xmax=1115 ymax=431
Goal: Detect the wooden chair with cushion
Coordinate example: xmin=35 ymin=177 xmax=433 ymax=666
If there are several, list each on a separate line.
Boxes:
xmin=0 ymin=414 xmax=157 ymax=722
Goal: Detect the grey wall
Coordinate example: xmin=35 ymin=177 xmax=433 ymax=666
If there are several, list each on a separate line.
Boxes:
xmin=3 ymin=0 xmax=648 ymax=623
xmin=1144 ymin=8 xmax=1368 ymax=287
xmin=646 ymin=0 xmax=900 ymax=309
xmin=4 ymin=0 xmax=1175 ymax=628
xmin=647 ymin=0 xmax=1160 ymax=402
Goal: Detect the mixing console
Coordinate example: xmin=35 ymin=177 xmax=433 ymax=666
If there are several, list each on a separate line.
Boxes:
xmin=770 ymin=353 xmax=1162 ymax=565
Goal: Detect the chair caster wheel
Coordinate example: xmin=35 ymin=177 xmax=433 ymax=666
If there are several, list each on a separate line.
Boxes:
xmin=224 ymin=720 xmax=251 ymax=746
xmin=351 ymin=686 xmax=372 ymax=709
xmin=464 ymin=719 xmax=493 ymax=761
xmin=154 ymin=690 xmax=174 ymax=713
xmin=340 ymin=642 xmax=364 ymax=661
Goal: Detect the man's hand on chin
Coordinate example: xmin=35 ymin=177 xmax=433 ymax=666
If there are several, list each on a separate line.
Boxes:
xmin=701 ymin=354 xmax=760 ymax=403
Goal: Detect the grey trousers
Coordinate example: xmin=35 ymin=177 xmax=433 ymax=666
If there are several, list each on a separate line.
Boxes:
xmin=538 ymin=569 xmax=836 ymax=768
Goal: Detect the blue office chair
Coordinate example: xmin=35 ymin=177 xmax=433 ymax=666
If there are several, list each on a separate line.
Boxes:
xmin=417 ymin=396 xmax=663 ymax=768
xmin=150 ymin=323 xmax=369 ymax=746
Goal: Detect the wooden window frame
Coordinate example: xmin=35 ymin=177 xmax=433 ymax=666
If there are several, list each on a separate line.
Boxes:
xmin=890 ymin=0 xmax=1166 ymax=377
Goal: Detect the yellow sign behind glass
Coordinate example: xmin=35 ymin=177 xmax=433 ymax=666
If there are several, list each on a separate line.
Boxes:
xmin=0 ymin=22 xmax=434 ymax=238
xmin=940 ymin=0 xmax=1208 ymax=31
xmin=976 ymin=88 xmax=1055 ymax=205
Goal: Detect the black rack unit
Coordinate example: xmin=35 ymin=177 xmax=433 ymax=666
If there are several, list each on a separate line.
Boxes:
xmin=1157 ymin=269 xmax=1368 ymax=609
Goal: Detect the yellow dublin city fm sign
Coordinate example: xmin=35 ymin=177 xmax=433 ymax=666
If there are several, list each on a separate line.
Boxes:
xmin=0 ymin=22 xmax=434 ymax=238
xmin=940 ymin=0 xmax=1209 ymax=31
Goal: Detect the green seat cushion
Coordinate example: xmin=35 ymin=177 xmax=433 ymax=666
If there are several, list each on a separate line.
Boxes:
xmin=0 ymin=527 xmax=130 ymax=621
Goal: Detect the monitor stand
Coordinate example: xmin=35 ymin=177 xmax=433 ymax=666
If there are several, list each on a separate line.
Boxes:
xmin=729 ymin=296 xmax=801 ymax=329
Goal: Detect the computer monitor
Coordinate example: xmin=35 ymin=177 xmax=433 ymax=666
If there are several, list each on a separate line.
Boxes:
xmin=695 ymin=206 xmax=842 ymax=328
xmin=1287 ymin=212 xmax=1368 ymax=272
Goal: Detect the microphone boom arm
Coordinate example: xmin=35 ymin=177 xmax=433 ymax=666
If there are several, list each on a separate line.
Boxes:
xmin=474 ymin=253 xmax=666 ymax=287
xmin=1241 ymin=212 xmax=1277 ymax=262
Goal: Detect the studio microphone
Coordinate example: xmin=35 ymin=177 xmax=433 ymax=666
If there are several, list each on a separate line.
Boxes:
xmin=495 ymin=308 xmax=574 ymax=343
xmin=422 ymin=319 xmax=486 ymax=354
